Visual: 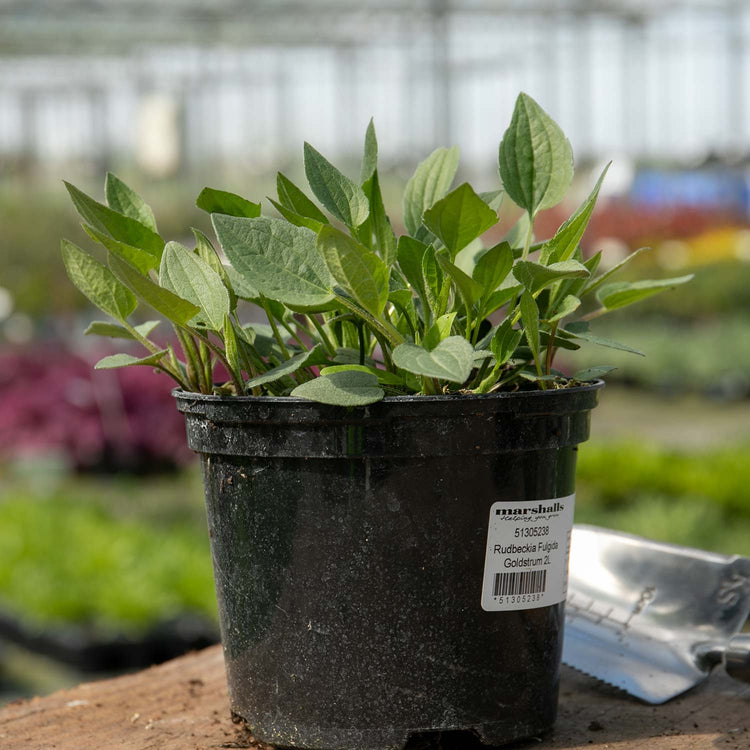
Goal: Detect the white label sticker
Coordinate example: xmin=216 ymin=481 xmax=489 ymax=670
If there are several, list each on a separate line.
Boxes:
xmin=481 ymin=495 xmax=575 ymax=612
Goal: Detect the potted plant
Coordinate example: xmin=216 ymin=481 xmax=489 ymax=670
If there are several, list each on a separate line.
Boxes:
xmin=61 ymin=93 xmax=691 ymax=749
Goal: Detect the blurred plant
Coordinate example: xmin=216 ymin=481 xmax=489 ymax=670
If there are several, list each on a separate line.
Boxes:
xmin=61 ymin=93 xmax=692 ymax=405
xmin=0 ymin=347 xmax=191 ymax=472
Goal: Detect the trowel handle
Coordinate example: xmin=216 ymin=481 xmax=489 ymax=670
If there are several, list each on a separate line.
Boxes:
xmin=724 ymin=634 xmax=750 ymax=683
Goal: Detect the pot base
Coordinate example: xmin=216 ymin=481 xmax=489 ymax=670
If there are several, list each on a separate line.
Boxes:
xmin=236 ymin=711 xmax=556 ymax=750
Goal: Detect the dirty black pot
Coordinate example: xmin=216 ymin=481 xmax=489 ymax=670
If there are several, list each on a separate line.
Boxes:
xmin=175 ymin=383 xmax=602 ymax=750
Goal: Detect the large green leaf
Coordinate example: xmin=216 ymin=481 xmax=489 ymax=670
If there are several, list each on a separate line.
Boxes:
xmin=423 ymin=182 xmax=499 ymax=258
xmin=94 ymin=350 xmax=168 ymax=370
xmin=498 ymin=92 xmax=573 ymax=215
xmin=104 ymin=173 xmax=157 ymax=231
xmin=108 ymin=254 xmax=200 ymax=325
xmin=292 ymin=370 xmax=384 ymax=406
xmin=224 ymin=264 xmax=259 ymax=301
xmin=303 ymin=142 xmax=369 ymax=228
xmin=513 ymin=259 xmax=589 ymax=293
xmin=597 ymin=275 xmax=694 ymax=312
xmin=317 ymin=226 xmax=389 ymax=317
xmin=196 ymin=187 xmax=261 ymax=218
xmin=245 ymin=344 xmax=326 ymax=389
xmin=212 ymin=215 xmax=335 ymax=309
xmin=276 ymin=172 xmax=329 ymax=224
xmin=61 ymin=240 xmax=136 ymax=321
xmin=82 ymin=224 xmax=158 ymax=275
xmin=392 ymin=335 xmax=474 ymax=383
xmin=64 ymin=182 xmax=163 ymax=257
xmin=544 ymin=164 xmax=609 ymax=263
xmin=402 ymin=146 xmax=460 ymax=236
xmin=473 ymin=241 xmax=514 ymax=297
xmin=159 ymin=241 xmax=230 ymax=331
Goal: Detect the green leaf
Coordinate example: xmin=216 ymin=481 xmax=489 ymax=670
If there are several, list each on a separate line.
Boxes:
xmin=544 ymin=164 xmax=609 ymax=263
xmin=192 ymin=228 xmax=238 ymax=311
xmin=64 ymin=182 xmax=164 ymax=257
xmin=397 ymin=236 xmax=429 ymax=301
xmin=560 ymin=324 xmax=644 ymax=356
xmin=246 ymin=344 xmax=326 ymax=389
xmin=276 ymin=172 xmax=329 ymax=225
xmin=473 ymin=241 xmax=513 ymax=297
xmin=392 ymin=335 xmax=474 ymax=383
xmin=82 ymin=224 xmax=158 ymax=275
xmin=360 ymin=118 xmax=378 ymax=184
xmin=224 ymin=264 xmax=259 ymax=301
xmin=498 ymin=92 xmax=574 ymax=215
xmin=104 ymin=173 xmax=157 ymax=232
xmin=520 ymin=290 xmax=541 ymax=367
xmin=196 ymin=187 xmax=261 ymax=218
xmin=94 ymin=350 xmax=168 ymax=370
xmin=583 ymin=247 xmax=650 ymax=297
xmin=573 ymin=366 xmax=617 ymax=381
xmin=292 ymin=369 xmax=384 ymax=406
xmin=222 ymin=314 xmax=242 ymax=380
xmin=303 ymin=142 xmax=370 ymax=228
xmin=422 ymin=312 xmax=457 ymax=350
xmin=490 ymin=319 xmax=522 ymax=367
xmin=513 ymin=259 xmax=589 ymax=294
xmin=402 ymin=146 xmax=460 ymax=236
xmin=108 ymin=253 xmax=200 ymax=326
xmin=421 ymin=245 xmax=445 ymax=319
xmin=322 ymin=364 xmax=405 ymax=387
xmin=482 ymin=285 xmax=521 ymax=316
xmin=597 ymin=275 xmax=694 ymax=312
xmin=544 ymin=294 xmax=580 ymax=323
xmin=435 ymin=250 xmax=483 ymax=309
xmin=479 ymin=189 xmax=504 ymax=211
xmin=159 ymin=241 xmax=230 ymax=331
xmin=268 ymin=197 xmax=326 ymax=234
xmin=362 ymin=169 xmax=397 ymax=267
xmin=317 ymin=226 xmax=389 ymax=317
xmin=212 ymin=215 xmax=335 ymax=309
xmin=423 ymin=182 xmax=499 ymax=258
xmin=84 ymin=320 xmax=159 ymax=339
xmin=61 ymin=240 xmax=137 ymax=321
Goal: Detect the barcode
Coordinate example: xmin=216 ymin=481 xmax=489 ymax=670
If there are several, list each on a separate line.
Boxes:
xmin=492 ymin=569 xmax=547 ymax=597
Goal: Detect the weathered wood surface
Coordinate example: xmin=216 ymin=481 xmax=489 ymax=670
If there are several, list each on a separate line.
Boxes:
xmin=0 ymin=644 xmax=748 ymax=749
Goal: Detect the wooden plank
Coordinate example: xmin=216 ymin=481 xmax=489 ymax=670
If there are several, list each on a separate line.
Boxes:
xmin=0 ymin=645 xmax=748 ymax=749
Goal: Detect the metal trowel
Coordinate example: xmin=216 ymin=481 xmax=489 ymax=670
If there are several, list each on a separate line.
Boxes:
xmin=563 ymin=524 xmax=750 ymax=703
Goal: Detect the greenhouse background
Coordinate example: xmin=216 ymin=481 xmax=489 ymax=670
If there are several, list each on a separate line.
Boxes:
xmin=1 ymin=0 xmax=750 ymax=707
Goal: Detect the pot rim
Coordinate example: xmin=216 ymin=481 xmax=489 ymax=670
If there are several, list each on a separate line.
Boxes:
xmin=172 ymin=379 xmax=604 ymax=405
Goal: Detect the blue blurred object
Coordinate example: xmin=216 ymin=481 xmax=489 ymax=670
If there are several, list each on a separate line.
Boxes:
xmin=631 ymin=168 xmax=750 ymax=213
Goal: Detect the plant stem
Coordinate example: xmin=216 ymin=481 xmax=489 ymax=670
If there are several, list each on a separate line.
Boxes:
xmin=176 ymin=328 xmax=205 ymax=392
xmin=578 ymin=306 xmax=607 ymax=322
xmin=521 ymin=211 xmax=534 ymax=261
xmin=186 ymin=327 xmax=244 ymax=395
xmin=308 ymin=314 xmax=337 ymax=357
xmin=545 ymin=321 xmax=559 ymax=375
xmin=259 ymin=294 xmax=291 ymax=360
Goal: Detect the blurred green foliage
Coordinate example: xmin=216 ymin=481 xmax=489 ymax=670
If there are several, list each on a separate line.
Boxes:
xmin=0 ymin=488 xmax=215 ymax=633
xmin=576 ymin=441 xmax=750 ymax=555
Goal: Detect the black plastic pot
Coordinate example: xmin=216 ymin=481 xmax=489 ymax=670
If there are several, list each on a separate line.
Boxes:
xmin=175 ymin=383 xmax=602 ymax=750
